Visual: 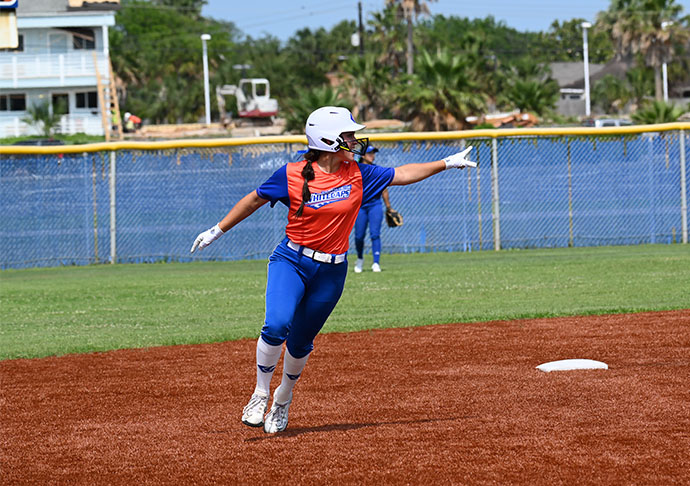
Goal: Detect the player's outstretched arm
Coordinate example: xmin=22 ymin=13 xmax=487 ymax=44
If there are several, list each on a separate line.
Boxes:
xmin=390 ymin=146 xmax=476 ymax=186
xmin=190 ymin=190 xmax=268 ymax=253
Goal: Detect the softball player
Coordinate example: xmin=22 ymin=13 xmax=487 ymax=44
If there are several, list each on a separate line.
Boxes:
xmin=190 ymin=106 xmax=476 ymax=434
xmin=353 ymin=145 xmax=394 ymax=273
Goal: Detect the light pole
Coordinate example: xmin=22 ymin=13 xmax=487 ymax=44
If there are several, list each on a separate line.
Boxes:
xmin=201 ymin=33 xmax=211 ymax=125
xmin=661 ymin=21 xmax=673 ymax=102
xmin=581 ymin=22 xmax=592 ymax=118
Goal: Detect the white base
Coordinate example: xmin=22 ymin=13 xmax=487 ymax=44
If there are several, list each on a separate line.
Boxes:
xmin=536 ymin=359 xmax=608 ymax=372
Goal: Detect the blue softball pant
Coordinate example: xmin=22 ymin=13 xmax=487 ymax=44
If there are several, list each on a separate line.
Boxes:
xmin=260 ymin=238 xmax=348 ymax=359
xmin=354 ymin=199 xmax=383 ymax=263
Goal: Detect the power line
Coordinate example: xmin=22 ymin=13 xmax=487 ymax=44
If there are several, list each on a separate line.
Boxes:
xmin=237 ymin=2 xmax=355 ymax=31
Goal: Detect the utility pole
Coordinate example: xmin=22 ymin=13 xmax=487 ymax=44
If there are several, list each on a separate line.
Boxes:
xmin=358 ymin=1 xmax=364 ymax=56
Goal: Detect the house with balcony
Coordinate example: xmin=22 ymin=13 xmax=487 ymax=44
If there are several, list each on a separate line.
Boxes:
xmin=0 ymin=0 xmax=119 ymax=138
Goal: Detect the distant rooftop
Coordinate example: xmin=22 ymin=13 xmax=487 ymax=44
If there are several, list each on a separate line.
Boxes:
xmin=550 ymin=59 xmax=636 ymax=90
xmin=550 ymin=62 xmax=605 ymax=88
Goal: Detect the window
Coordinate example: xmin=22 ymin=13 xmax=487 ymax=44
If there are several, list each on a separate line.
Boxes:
xmin=71 ymin=28 xmax=95 ymax=50
xmin=0 ymin=94 xmax=26 ymax=111
xmin=76 ymin=91 xmax=98 ymax=109
xmin=0 ymin=34 xmax=23 ymax=52
xmin=52 ymin=94 xmax=69 ymax=115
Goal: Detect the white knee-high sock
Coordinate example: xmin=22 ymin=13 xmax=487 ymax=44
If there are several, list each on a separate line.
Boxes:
xmin=273 ymin=350 xmax=309 ymax=405
xmin=254 ymin=337 xmax=283 ymax=396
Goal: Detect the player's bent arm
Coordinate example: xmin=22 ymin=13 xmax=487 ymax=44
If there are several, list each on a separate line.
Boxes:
xmin=190 ymin=191 xmax=268 ymax=253
xmin=218 ymin=190 xmax=268 ymax=233
xmin=390 ymin=160 xmax=446 ymax=186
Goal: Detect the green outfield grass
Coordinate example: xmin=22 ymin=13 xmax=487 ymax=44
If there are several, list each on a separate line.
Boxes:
xmin=1 ymin=244 xmax=688 ymax=360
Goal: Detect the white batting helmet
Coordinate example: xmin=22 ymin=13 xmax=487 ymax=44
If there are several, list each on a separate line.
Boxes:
xmin=305 ymin=106 xmax=366 ymax=153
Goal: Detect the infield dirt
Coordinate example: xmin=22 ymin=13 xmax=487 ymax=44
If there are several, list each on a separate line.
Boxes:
xmin=2 ymin=310 xmax=689 ymax=485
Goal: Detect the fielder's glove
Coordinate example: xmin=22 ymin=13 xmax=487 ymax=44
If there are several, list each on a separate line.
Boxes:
xmin=190 ymin=224 xmax=224 ymax=253
xmin=385 ymin=208 xmax=403 ymax=228
xmin=443 ymin=146 xmax=477 ymax=169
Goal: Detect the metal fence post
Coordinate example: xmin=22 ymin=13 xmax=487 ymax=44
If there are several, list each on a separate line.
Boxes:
xmin=90 ymin=154 xmax=99 ymax=262
xmin=567 ymin=138 xmax=574 ymax=247
xmin=680 ymin=130 xmax=687 ymax=244
xmin=491 ymin=138 xmax=501 ymax=251
xmin=109 ymin=151 xmax=117 ymax=262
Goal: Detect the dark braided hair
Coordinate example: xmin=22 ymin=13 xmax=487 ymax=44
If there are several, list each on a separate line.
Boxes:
xmin=294 ymin=149 xmax=321 ymax=218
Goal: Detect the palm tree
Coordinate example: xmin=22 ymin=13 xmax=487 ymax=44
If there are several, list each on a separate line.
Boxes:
xmin=387 ymin=48 xmax=486 ymax=131
xmin=385 ymin=0 xmax=436 ymax=75
xmin=495 ymin=59 xmax=559 ymax=116
xmin=282 ymin=85 xmax=353 ymax=133
xmin=368 ymin=6 xmax=407 ymax=74
xmin=340 ymin=54 xmax=391 ymax=120
xmin=597 ymin=0 xmax=688 ymax=100
xmin=631 ymin=100 xmax=687 ymax=123
xmin=22 ymin=101 xmax=63 ymax=137
xmin=501 ymin=79 xmax=560 ymax=117
xmin=625 ymin=64 xmax=655 ymax=108
xmin=592 ymin=74 xmax=630 ymax=114
xmin=507 ymin=57 xmax=553 ymax=80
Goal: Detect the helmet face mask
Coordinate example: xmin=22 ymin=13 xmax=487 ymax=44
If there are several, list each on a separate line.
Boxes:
xmin=336 ymin=136 xmax=369 ymax=156
xmin=305 ymin=106 xmax=366 ymax=153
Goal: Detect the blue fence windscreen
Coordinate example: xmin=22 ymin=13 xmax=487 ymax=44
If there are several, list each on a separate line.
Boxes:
xmin=1 ymin=131 xmax=687 ymax=270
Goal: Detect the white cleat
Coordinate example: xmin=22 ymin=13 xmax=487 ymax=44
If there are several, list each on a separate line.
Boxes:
xmin=371 ymin=263 xmax=381 ymax=272
xmin=354 ymin=258 xmax=364 ymax=273
xmin=263 ymin=399 xmax=291 ymax=434
xmin=241 ymin=392 xmax=269 ymax=428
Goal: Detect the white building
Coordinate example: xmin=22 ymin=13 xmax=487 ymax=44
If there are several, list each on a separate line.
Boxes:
xmin=0 ymin=0 xmax=119 ymax=138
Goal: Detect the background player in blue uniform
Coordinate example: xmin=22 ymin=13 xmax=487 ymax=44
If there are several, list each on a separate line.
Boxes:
xmin=353 ymin=145 xmax=396 ymax=273
xmin=190 ymin=107 xmax=476 ymax=434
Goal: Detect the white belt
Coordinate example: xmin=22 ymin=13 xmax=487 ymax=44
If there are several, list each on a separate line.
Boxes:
xmin=287 ymin=240 xmax=346 ymax=264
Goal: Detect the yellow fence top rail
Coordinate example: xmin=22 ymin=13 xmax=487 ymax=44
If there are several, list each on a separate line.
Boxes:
xmin=1 ymin=122 xmax=689 ymax=155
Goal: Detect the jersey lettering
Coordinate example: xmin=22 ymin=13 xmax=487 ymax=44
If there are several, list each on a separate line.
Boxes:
xmin=256 ymin=159 xmax=394 ymax=255
xmin=307 ymin=184 xmax=352 ymax=209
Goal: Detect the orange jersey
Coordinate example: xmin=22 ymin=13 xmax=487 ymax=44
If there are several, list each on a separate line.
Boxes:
xmin=256 ymin=160 xmax=394 ymax=254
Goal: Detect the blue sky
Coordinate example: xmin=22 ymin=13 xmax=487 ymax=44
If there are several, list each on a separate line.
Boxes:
xmin=202 ymin=0 xmax=690 ymax=41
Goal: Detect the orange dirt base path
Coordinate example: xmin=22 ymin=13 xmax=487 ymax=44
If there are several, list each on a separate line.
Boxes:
xmin=2 ymin=310 xmax=689 ymax=485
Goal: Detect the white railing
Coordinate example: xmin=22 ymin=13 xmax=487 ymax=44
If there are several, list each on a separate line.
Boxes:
xmin=0 ymin=114 xmax=104 ymax=137
xmin=0 ymin=52 xmax=108 ymax=88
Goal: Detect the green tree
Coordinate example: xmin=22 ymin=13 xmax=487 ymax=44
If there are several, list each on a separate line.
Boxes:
xmin=387 ymin=48 xmax=486 ymax=130
xmin=598 ymin=0 xmax=687 ymax=100
xmin=283 ymin=21 xmax=357 ymax=78
xmin=283 ymin=86 xmax=352 ymax=133
xmin=501 ymin=79 xmax=560 ymax=116
xmin=110 ymin=0 xmax=241 ymax=123
xmin=368 ymin=5 xmax=407 ymax=74
xmin=545 ymin=19 xmax=614 ymax=63
xmin=386 ymin=0 xmax=436 ymax=74
xmin=631 ymin=100 xmax=687 ymax=123
xmin=340 ymin=53 xmax=392 ymax=120
xmin=592 ymin=74 xmax=630 ymax=113
xmin=495 ymin=58 xmax=559 ymax=116
xmin=625 ymin=63 xmax=655 ymax=108
xmin=22 ymin=101 xmax=63 ymax=137
xmin=151 ymin=0 xmax=206 ymax=18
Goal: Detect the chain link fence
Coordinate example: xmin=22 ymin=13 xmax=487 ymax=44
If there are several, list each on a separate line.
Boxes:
xmin=1 ymin=127 xmax=687 ymax=270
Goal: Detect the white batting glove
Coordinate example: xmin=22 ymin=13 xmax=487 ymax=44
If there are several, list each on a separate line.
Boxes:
xmin=443 ymin=146 xmax=477 ymax=169
xmin=190 ymin=224 xmax=225 ymax=253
